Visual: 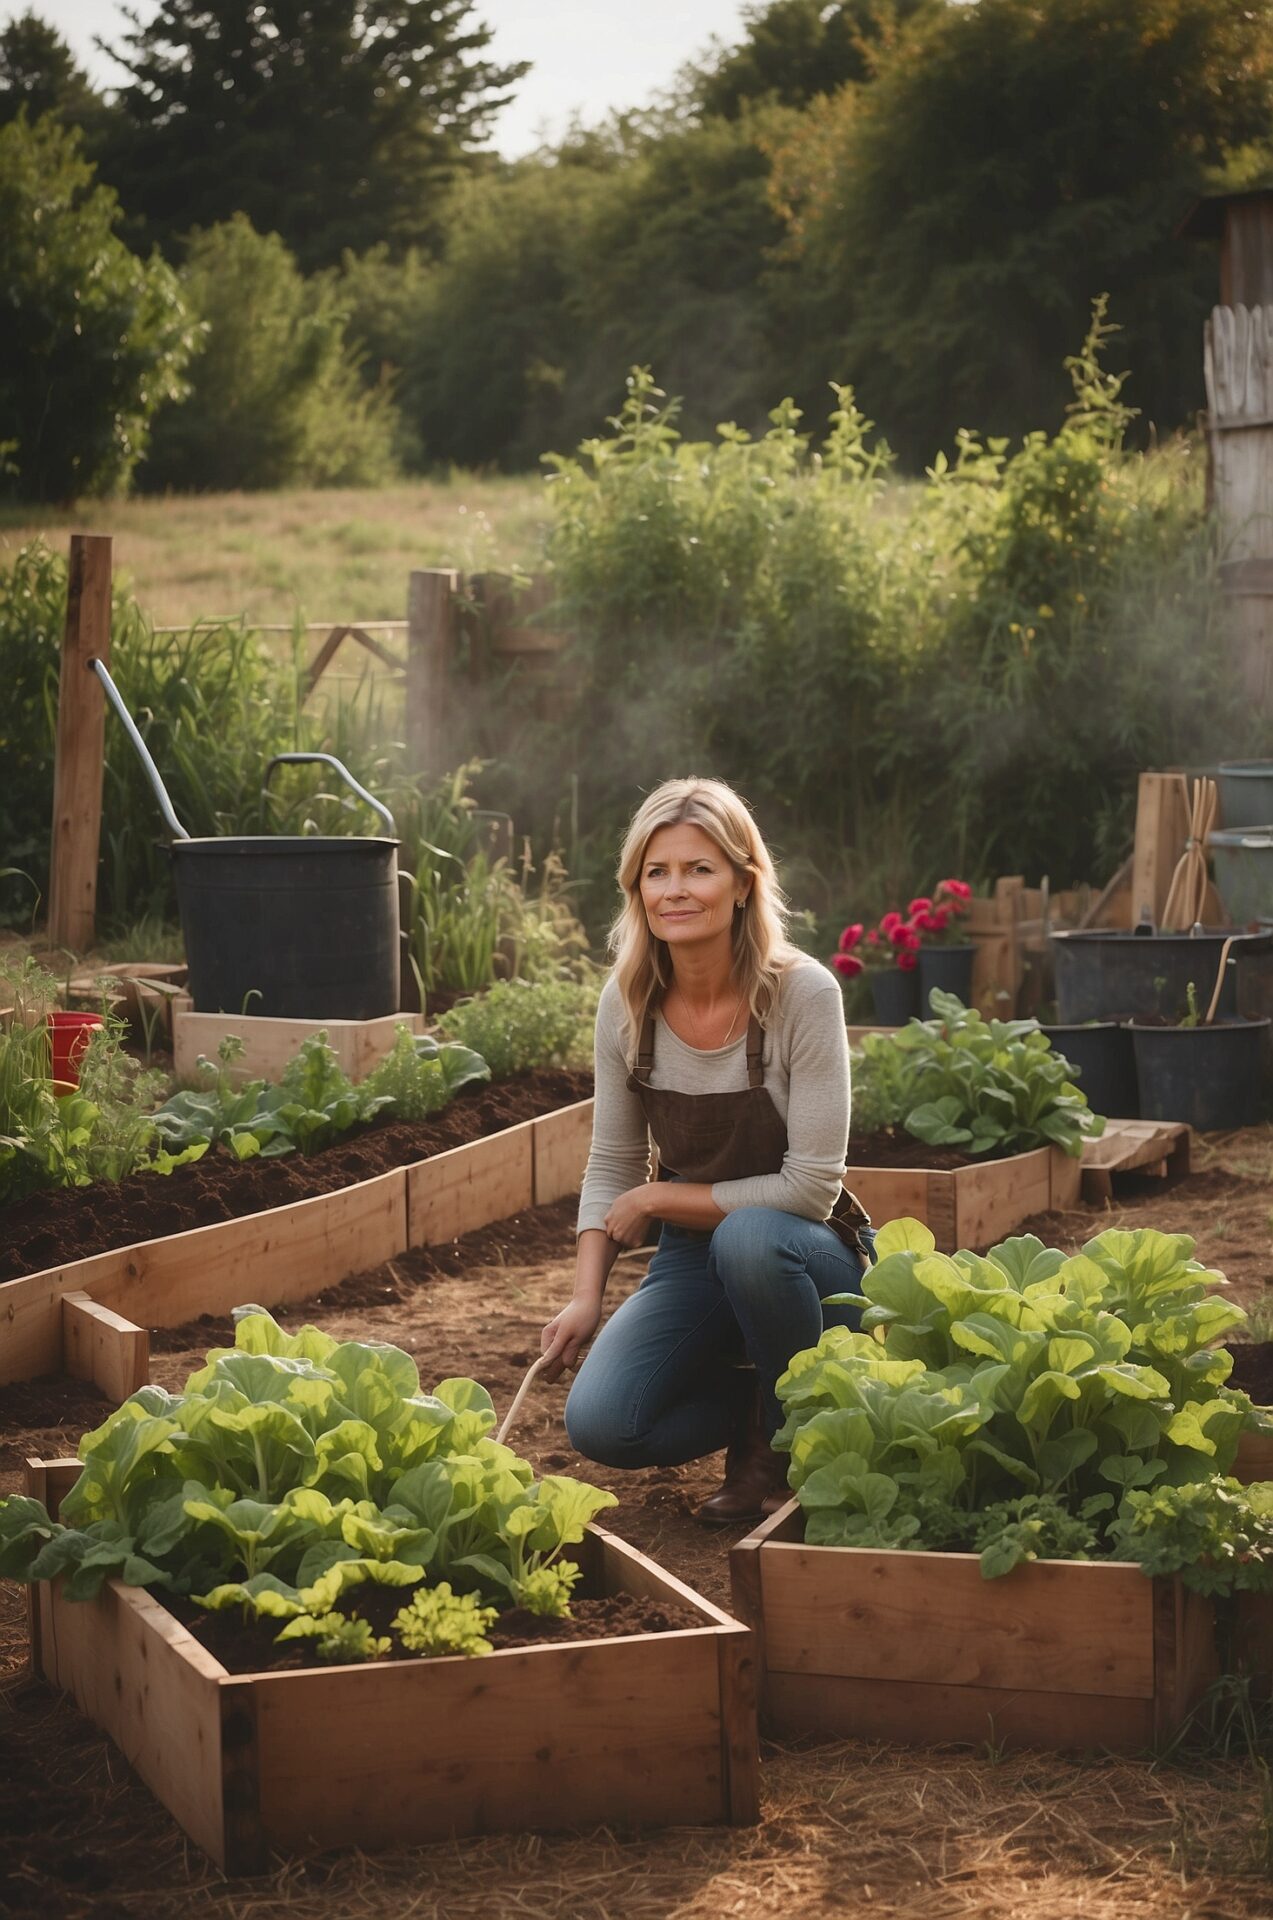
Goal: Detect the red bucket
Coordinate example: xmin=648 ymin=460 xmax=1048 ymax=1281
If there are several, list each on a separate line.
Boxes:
xmin=48 ymin=1011 xmax=104 ymax=1085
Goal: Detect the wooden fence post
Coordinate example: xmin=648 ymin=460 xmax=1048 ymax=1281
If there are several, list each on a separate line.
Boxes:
xmin=406 ymin=569 xmax=457 ymax=776
xmin=48 ymin=534 xmax=112 ymax=953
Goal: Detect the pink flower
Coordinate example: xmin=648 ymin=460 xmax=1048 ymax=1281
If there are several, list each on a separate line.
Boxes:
xmin=887 ymin=922 xmax=913 ymax=948
xmin=938 ymin=878 xmax=972 ymax=904
xmin=838 ymin=923 xmax=864 ymax=952
xmin=897 ymin=949 xmax=919 ymax=972
xmin=930 ymin=905 xmax=951 ymax=931
xmin=907 ymin=896 xmax=932 ymax=918
xmin=865 ymin=929 xmax=880 ymax=946
xmin=911 ymin=909 xmax=938 ymax=933
xmin=831 ymin=952 xmax=864 ymax=979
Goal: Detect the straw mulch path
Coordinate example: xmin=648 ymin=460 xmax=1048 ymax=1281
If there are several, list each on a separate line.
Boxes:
xmin=2 ymin=1127 xmax=1273 ymax=1919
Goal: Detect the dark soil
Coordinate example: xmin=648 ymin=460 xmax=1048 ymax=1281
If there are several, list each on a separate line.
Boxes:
xmin=170 ymin=1584 xmax=704 ymax=1675
xmin=0 ymin=1067 xmax=592 ymax=1282
xmin=846 ymin=1126 xmax=998 ymax=1172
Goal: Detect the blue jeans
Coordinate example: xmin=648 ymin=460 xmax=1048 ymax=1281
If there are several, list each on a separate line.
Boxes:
xmin=564 ymin=1207 xmax=873 ymax=1469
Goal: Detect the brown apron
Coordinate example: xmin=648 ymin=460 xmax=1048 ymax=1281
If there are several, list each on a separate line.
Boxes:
xmin=627 ymin=1006 xmax=874 ymax=1263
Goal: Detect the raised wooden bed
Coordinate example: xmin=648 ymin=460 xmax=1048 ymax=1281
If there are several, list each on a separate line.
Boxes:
xmin=0 ymin=1098 xmax=595 ymax=1386
xmin=171 ymin=1002 xmax=423 ymax=1086
xmin=26 ymin=1458 xmax=758 ymax=1871
xmin=846 ymin=1145 xmax=1082 ymax=1253
xmin=61 ymin=1291 xmax=148 ymax=1403
xmin=730 ymin=1499 xmax=1227 ymax=1752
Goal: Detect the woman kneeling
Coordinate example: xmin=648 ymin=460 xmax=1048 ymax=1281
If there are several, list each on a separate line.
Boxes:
xmin=540 ymin=776 xmax=874 ymax=1525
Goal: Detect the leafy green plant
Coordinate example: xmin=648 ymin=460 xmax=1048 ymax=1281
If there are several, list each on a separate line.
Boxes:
xmin=1108 ymin=1477 xmax=1273 ymax=1597
xmin=393 ymin=1582 xmax=498 ymax=1656
xmin=435 ymin=976 xmax=597 ymax=1077
xmin=774 ymin=1215 xmax=1269 ymax=1591
xmin=851 ymin=989 xmax=1105 ymax=1156
xmin=359 ymin=1025 xmax=490 ymax=1121
xmin=0 ymin=1308 xmax=618 ymax=1667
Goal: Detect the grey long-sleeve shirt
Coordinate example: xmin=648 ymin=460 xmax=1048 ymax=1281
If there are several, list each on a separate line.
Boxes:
xmin=576 ymin=955 xmax=851 ymax=1235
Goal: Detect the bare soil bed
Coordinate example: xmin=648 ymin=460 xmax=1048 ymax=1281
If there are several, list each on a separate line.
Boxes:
xmin=0 ymin=1067 xmax=592 ymax=1281
xmin=2 ymin=1125 xmax=1273 ymax=1920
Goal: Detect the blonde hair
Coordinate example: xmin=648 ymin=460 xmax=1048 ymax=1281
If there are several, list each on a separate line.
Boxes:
xmin=609 ymin=777 xmax=800 ymax=1056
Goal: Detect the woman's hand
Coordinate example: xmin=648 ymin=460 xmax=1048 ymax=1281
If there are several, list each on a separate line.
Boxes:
xmin=603 ymin=1184 xmax=655 ymax=1248
xmin=539 ymin=1296 xmax=603 ymax=1383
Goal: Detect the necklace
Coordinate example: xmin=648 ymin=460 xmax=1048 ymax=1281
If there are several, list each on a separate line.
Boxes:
xmin=672 ymin=983 xmax=744 ymax=1050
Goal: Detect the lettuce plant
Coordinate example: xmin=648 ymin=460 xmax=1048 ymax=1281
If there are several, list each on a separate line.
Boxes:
xmin=852 ymin=989 xmax=1105 ymax=1156
xmin=774 ymin=1216 xmax=1271 ymax=1588
xmin=0 ymin=1308 xmax=617 ymax=1662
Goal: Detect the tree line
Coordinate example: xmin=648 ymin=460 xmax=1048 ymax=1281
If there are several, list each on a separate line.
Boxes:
xmin=3 ymin=0 xmax=1271 ymax=499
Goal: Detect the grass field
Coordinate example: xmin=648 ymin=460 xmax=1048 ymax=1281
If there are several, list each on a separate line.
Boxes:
xmin=0 ymin=475 xmax=552 ymax=628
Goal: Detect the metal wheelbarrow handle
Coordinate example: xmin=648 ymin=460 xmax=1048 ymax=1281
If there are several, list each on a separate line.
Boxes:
xmin=262 ymin=752 xmax=397 ymax=839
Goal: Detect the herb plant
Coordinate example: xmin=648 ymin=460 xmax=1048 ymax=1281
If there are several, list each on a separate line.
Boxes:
xmin=774 ymin=1216 xmax=1272 ymax=1591
xmin=436 ymin=976 xmax=597 ymax=1077
xmin=851 ymin=989 xmax=1105 ymax=1155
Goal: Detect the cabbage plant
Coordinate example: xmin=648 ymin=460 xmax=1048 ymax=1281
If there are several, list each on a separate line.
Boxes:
xmin=774 ymin=1217 xmax=1273 ymax=1590
xmin=0 ymin=1308 xmax=616 ymax=1661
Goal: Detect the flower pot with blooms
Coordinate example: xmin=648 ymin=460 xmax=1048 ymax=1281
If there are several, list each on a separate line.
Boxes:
xmin=910 ymin=880 xmax=975 ymax=1009
xmin=832 ymin=913 xmax=921 ymax=1026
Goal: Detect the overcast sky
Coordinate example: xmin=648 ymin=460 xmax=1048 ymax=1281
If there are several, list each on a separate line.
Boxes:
xmin=16 ymin=1 xmax=755 ymax=154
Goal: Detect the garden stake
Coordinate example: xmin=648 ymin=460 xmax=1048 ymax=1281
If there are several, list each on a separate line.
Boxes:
xmin=496 ymin=1352 xmax=551 ymax=1445
xmin=1204 ymin=933 xmax=1240 ymax=1026
xmin=1161 ymin=776 xmax=1218 ymax=931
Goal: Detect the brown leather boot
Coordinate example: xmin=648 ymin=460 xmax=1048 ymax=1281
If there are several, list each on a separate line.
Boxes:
xmin=696 ymin=1391 xmax=791 ymax=1527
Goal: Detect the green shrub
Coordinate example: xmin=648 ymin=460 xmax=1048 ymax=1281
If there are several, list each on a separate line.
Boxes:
xmin=435 ymin=977 xmax=598 ymax=1077
xmin=142 ymin=214 xmax=399 ymax=492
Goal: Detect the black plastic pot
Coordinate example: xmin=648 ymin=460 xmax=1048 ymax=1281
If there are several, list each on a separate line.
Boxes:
xmin=1130 ymin=1018 xmax=1270 ymax=1131
xmin=1037 ymin=1022 xmax=1138 ymax=1119
xmin=869 ymin=967 xmax=921 ymax=1026
xmin=173 ymin=835 xmax=401 ymax=1019
xmin=1051 ymin=928 xmax=1271 ymax=1024
xmin=918 ymin=944 xmax=975 ymax=1007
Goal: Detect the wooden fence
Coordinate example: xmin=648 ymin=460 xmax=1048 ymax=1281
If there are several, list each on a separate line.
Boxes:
xmin=48 ymin=544 xmax=569 ymax=949
xmin=1205 ymin=302 xmax=1273 ymax=705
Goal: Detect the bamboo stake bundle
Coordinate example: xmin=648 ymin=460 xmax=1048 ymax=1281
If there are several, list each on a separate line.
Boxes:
xmin=1160 ymin=777 xmax=1218 ymax=931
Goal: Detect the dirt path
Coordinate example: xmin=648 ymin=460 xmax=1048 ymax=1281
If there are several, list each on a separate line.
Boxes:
xmin=2 ymin=1126 xmax=1272 ymax=1920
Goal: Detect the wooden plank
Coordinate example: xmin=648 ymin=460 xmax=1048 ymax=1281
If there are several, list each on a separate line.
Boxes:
xmin=252 ymin=1631 xmax=724 ymax=1851
xmin=757 ymin=1543 xmax=1154 ymax=1697
xmin=406 ymin=1121 xmax=534 ymax=1246
xmin=173 ymin=1008 xmax=419 ymax=1086
xmin=841 ymin=1168 xmax=930 ymax=1234
xmin=1151 ymin=1577 xmax=1218 ymax=1743
xmin=764 ymin=1670 xmax=1156 ymax=1752
xmin=406 ymin=568 xmax=457 ymax=777
xmin=0 ymin=1168 xmax=409 ymax=1381
xmin=48 ymin=533 xmax=112 ymax=952
xmin=532 ymin=1098 xmax=594 ymax=1206
xmin=61 ymin=1291 xmax=148 ymax=1402
xmin=1132 ymin=772 xmax=1190 ymax=928
xmin=41 ymin=1577 xmax=229 ymax=1866
xmin=591 ymin=1525 xmax=758 ymax=1819
xmin=1049 ymin=1150 xmax=1083 ymax=1211
xmin=951 ymin=1149 xmax=1051 ymax=1246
